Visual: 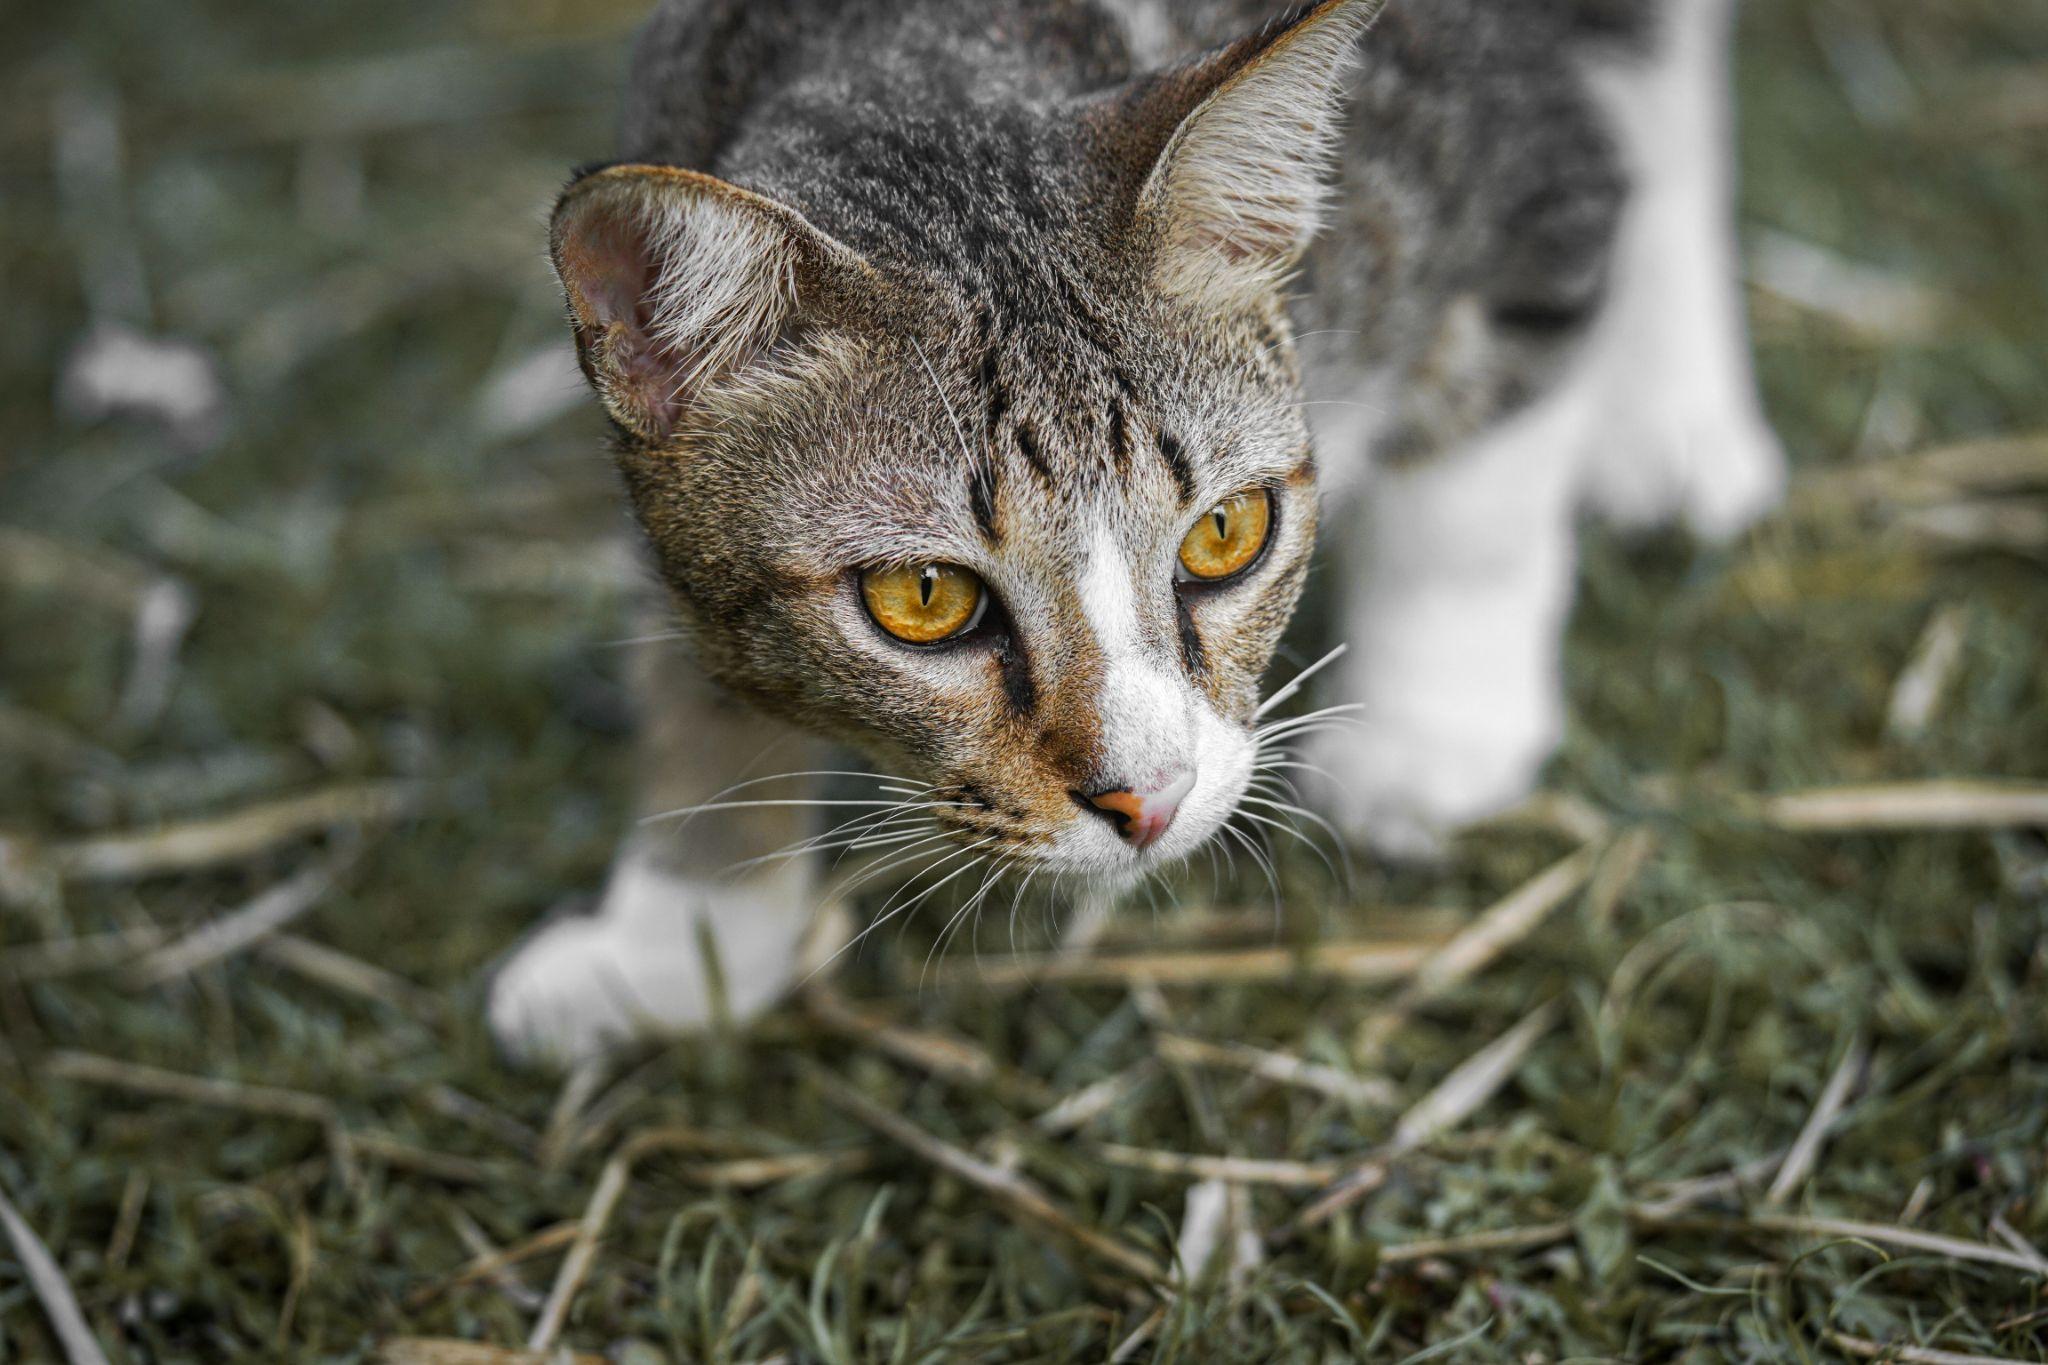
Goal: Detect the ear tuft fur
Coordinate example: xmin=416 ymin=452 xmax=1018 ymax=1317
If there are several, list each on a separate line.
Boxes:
xmin=1135 ymin=0 xmax=1381 ymax=305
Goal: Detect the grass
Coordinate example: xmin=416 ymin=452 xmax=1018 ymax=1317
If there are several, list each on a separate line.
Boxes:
xmin=3 ymin=0 xmax=2047 ymax=1360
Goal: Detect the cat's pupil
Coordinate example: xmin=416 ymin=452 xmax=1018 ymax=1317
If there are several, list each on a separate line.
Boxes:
xmin=919 ymin=566 xmax=936 ymax=607
xmin=1212 ymin=508 xmax=1229 ymax=540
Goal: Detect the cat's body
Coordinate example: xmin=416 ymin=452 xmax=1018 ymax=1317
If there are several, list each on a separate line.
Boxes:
xmin=490 ymin=0 xmax=1781 ymax=1063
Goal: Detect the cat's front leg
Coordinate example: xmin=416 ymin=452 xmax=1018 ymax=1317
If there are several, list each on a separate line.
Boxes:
xmin=1307 ymin=380 xmax=1593 ymax=857
xmin=488 ymin=633 xmax=830 ymax=1068
xmin=1577 ymin=0 xmax=1786 ymax=540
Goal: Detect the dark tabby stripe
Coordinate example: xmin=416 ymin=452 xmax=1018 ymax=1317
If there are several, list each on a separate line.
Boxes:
xmin=1158 ymin=431 xmax=1196 ymax=503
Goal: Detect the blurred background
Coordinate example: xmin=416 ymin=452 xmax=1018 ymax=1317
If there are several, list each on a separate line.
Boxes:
xmin=2 ymin=0 xmax=2046 ymax=1360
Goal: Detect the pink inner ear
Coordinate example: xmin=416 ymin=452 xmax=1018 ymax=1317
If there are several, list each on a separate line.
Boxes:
xmin=568 ymin=214 xmax=655 ymax=330
xmin=559 ymin=205 xmax=686 ymax=440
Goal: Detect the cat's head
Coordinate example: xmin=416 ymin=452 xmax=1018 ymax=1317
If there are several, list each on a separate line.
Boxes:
xmin=550 ymin=1 xmax=1374 ymax=880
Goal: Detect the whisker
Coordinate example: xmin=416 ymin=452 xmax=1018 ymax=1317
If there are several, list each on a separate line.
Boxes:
xmin=1255 ymin=701 xmax=1367 ymax=738
xmin=640 ymin=797 xmax=961 ymax=825
xmin=1222 ymin=821 xmax=1282 ymax=920
xmin=1253 ymin=643 xmax=1349 ymax=719
xmin=1236 ymin=804 xmax=1345 ymax=888
xmin=1251 ymin=328 xmax=1359 ymax=363
xmin=804 ymin=837 xmax=999 ymax=980
xmin=909 ymin=338 xmax=977 ymax=467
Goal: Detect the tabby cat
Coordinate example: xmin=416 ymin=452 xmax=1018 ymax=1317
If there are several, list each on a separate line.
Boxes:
xmin=490 ymin=0 xmax=1783 ymax=1063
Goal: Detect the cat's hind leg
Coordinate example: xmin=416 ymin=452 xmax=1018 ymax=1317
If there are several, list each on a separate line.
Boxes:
xmin=1575 ymin=0 xmax=1785 ymax=540
xmin=487 ymin=628 xmax=830 ymax=1067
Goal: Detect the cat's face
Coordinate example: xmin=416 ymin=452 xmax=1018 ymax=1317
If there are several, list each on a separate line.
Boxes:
xmin=551 ymin=0 xmax=1374 ymax=880
xmin=621 ymin=288 xmax=1315 ymax=878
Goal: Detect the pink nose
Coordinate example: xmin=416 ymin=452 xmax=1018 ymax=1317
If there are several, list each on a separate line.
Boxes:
xmin=1074 ymin=770 xmax=1195 ymax=851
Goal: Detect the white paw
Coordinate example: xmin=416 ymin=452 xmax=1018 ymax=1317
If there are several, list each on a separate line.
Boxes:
xmin=488 ymin=856 xmax=816 ymax=1068
xmin=1585 ymin=406 xmax=1786 ymax=543
xmin=1302 ymin=704 xmax=1560 ymax=859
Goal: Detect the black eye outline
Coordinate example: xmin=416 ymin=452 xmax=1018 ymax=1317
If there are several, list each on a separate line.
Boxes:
xmin=854 ymin=563 xmax=998 ymax=649
xmin=1173 ymin=487 xmax=1278 ymax=591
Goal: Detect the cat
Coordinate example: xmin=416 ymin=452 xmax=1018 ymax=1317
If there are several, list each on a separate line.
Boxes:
xmin=489 ymin=0 xmax=1784 ymax=1064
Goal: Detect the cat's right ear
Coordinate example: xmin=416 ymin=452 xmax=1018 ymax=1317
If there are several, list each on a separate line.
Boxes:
xmin=549 ymin=165 xmax=873 ymax=445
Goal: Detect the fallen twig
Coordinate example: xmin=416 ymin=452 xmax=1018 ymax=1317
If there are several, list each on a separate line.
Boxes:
xmin=47 ymin=1049 xmax=333 ymax=1124
xmin=935 ymin=934 xmax=1446 ymax=992
xmin=1764 ymin=1034 xmax=1868 ymax=1207
xmin=805 ymin=984 xmax=1052 ymax=1106
xmin=1887 ymin=606 xmax=1969 ymax=739
xmin=257 ymin=933 xmax=446 ymax=1023
xmin=52 ymin=781 xmax=418 ymax=881
xmin=1293 ymin=1000 xmax=1561 ymax=1231
xmin=1826 ymin=1331 xmax=2028 ymax=1364
xmin=1356 ymin=848 xmax=1595 ymax=1058
xmin=378 ymin=1339 xmax=605 ymax=1365
xmin=528 ymin=1126 xmax=793 ymax=1352
xmin=130 ymin=843 xmax=358 ymax=984
xmin=1755 ymin=780 xmax=2048 ymax=832
xmin=1639 ymin=1208 xmax=2048 ymax=1278
xmin=811 ymin=1067 xmax=1167 ymax=1286
xmin=0 ymin=1179 xmax=112 ymax=1365
xmin=405 ymin=1222 xmax=581 ymax=1309
xmin=1155 ymin=1033 xmax=1396 ymax=1108
xmin=1034 ymin=1062 xmax=1157 ymax=1137
xmin=1096 ymin=1144 xmax=1339 ymax=1188
xmin=0 ymin=925 xmax=167 ymax=979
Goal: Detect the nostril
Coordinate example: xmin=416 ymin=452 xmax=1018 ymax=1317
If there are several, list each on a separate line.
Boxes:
xmin=1072 ymin=773 xmax=1194 ymax=850
xmin=1072 ymin=786 xmax=1144 ymax=839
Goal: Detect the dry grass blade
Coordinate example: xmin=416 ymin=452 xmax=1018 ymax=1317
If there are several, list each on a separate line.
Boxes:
xmin=1295 ymin=1000 xmax=1561 ymax=1231
xmin=1887 ymin=606 xmax=1969 ymax=739
xmin=527 ymin=1126 xmax=740 ymax=1352
xmin=1583 ymin=826 xmax=1660 ymax=931
xmin=1 ymin=925 xmax=167 ymax=980
xmin=1379 ymin=1221 xmax=1577 ymax=1264
xmin=804 ymin=984 xmax=1052 ymax=1106
xmin=1387 ymin=999 xmax=1562 ymax=1153
xmin=1764 ymin=1033 xmax=1867 ymax=1206
xmin=405 ymin=1221 xmax=581 ymax=1309
xmin=811 ymin=1067 xmax=1168 ymax=1286
xmin=1034 ymin=1061 xmax=1157 ymax=1136
xmin=350 ymin=1133 xmax=501 ymax=1185
xmin=937 ymin=934 xmax=1445 ymax=992
xmin=447 ymin=1207 xmax=544 ymax=1311
xmin=130 ymin=843 xmax=357 ymax=984
xmin=527 ymin=1156 xmax=630 ymax=1353
xmin=48 ymin=1049 xmax=334 ymax=1124
xmin=1096 ymin=1144 xmax=1340 ymax=1188
xmin=1155 ymin=1033 xmax=1396 ymax=1108
xmin=675 ymin=1149 xmax=872 ymax=1188
xmin=1757 ymin=780 xmax=2048 ymax=831
xmin=1797 ymin=432 xmax=2048 ymax=512
xmin=257 ymin=933 xmax=446 ymax=1023
xmin=0 ymin=1181 xmax=113 ymax=1365
xmin=422 ymin=1085 xmax=539 ymax=1154
xmin=53 ymin=780 xmax=418 ymax=881
xmin=378 ymin=1339 xmax=606 ymax=1365
xmin=1826 ymin=1331 xmax=2029 ymax=1364
xmin=1640 ymin=1209 xmax=2048 ymax=1277
xmin=1988 ymin=1215 xmax=2048 ymax=1276
xmin=1356 ymin=848 xmax=1595 ymax=1057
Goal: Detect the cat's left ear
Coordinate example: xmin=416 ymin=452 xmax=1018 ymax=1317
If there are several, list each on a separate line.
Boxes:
xmin=1093 ymin=0 xmax=1380 ymax=306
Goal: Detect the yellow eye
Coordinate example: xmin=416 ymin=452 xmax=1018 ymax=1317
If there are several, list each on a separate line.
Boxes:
xmin=861 ymin=563 xmax=987 ymax=644
xmin=1177 ymin=489 xmax=1273 ymax=582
